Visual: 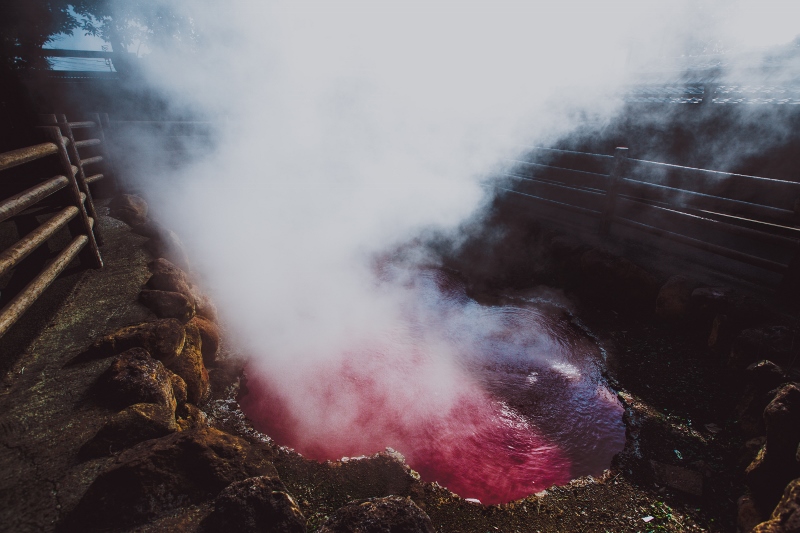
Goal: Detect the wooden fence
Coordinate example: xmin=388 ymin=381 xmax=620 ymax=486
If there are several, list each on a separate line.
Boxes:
xmin=0 ymin=114 xmax=112 ymax=338
xmin=497 ymin=146 xmax=800 ymax=286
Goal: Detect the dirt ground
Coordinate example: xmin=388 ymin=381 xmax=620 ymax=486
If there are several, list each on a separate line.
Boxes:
xmin=0 ymin=210 xmax=754 ymax=532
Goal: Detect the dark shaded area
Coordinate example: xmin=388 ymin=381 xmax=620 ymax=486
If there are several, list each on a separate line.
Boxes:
xmin=549 ymin=102 xmax=800 ymax=182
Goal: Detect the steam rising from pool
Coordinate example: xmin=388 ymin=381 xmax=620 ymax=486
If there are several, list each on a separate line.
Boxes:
xmin=240 ymin=266 xmax=624 ymax=503
xmin=106 ymin=0 xmax=796 ymax=505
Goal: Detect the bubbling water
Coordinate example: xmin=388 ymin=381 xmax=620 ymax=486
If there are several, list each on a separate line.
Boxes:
xmin=239 ymin=267 xmax=625 ymax=504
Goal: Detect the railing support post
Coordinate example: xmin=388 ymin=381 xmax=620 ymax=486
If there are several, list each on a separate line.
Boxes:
xmin=601 ymin=147 xmax=628 ymax=234
xmin=40 ymin=125 xmax=103 ymax=269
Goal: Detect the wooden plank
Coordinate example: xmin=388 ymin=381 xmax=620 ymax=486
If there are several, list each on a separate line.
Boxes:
xmin=74 ymin=138 xmax=101 ymax=149
xmin=505 ymin=162 xmax=608 ymax=190
xmin=67 ymin=121 xmax=97 ymax=129
xmin=0 ymin=143 xmax=58 ymax=172
xmin=616 ymin=196 xmax=800 ymax=249
xmin=619 ymin=179 xmax=796 ymax=226
xmin=0 ymin=206 xmax=79 ymax=278
xmin=495 ymin=186 xmax=602 ymax=217
xmin=0 ymin=235 xmax=88 ymax=338
xmin=0 ymin=175 xmax=70 ymax=224
xmin=612 ymin=216 xmax=787 ymax=274
xmin=502 ymin=174 xmax=606 ymax=212
xmin=81 ymin=155 xmax=103 ymax=167
xmin=627 ymin=158 xmax=800 ymax=212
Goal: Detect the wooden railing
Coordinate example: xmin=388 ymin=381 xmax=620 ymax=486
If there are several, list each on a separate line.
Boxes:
xmin=0 ymin=117 xmax=109 ymax=338
xmin=498 ymin=146 xmax=800 ymax=285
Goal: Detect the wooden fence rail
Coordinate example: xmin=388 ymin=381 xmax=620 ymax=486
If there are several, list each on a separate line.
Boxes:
xmin=0 ymin=114 xmax=112 ymax=339
xmin=499 ymin=145 xmax=800 ymax=287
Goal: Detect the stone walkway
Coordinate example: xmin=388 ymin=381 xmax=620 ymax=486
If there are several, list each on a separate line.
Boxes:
xmin=0 ymin=213 xmax=154 ymax=532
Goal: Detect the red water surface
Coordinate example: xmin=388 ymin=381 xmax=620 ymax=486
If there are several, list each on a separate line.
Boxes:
xmin=238 ymin=268 xmax=623 ymax=504
xmin=240 ymin=353 xmax=571 ymax=503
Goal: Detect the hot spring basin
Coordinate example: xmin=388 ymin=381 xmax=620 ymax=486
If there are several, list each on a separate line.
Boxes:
xmin=240 ymin=268 xmax=625 ymax=504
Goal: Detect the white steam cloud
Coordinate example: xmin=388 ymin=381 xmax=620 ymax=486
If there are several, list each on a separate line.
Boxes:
xmin=117 ymin=0 xmax=798 ymax=464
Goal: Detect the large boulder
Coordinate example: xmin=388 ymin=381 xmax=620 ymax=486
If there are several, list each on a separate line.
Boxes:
xmin=80 ymin=403 xmax=177 ymax=459
xmin=655 ymin=275 xmax=699 ymax=320
xmin=147 ymin=258 xmax=196 ymax=304
xmin=145 ymin=228 xmax=191 ymax=271
xmin=110 ymin=194 xmax=148 ymax=226
xmin=195 ymin=292 xmax=219 ymax=322
xmin=60 ymin=428 xmax=278 ymax=531
xmin=165 ymin=321 xmax=209 ymax=404
xmin=691 ymin=288 xmax=775 ymax=332
xmin=753 ymin=478 xmax=800 ymax=532
xmin=764 ymin=385 xmax=800 ymax=460
xmin=317 ymin=496 xmax=434 ymax=533
xmin=735 ymin=361 xmax=787 ymax=438
xmin=176 ymin=403 xmax=209 ymax=431
xmin=732 ymin=327 xmax=797 ymax=370
xmin=203 ymin=476 xmax=306 ymax=533
xmin=139 ymin=289 xmax=196 ymax=322
xmin=746 ymin=385 xmax=800 ymax=508
xmin=94 ymin=347 xmax=177 ymax=411
xmin=90 ymin=319 xmax=186 ymax=365
xmin=188 ymin=315 xmax=221 ymax=367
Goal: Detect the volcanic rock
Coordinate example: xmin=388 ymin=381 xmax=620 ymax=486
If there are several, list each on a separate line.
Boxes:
xmin=195 ymin=292 xmax=219 ymax=322
xmin=165 ymin=320 xmax=209 ymax=404
xmin=746 ymin=385 xmax=800 ymax=507
xmin=188 ymin=315 xmax=221 ymax=367
xmin=110 ymin=194 xmax=149 ymax=226
xmin=176 ymin=403 xmax=209 ymax=431
xmin=748 ymin=361 xmax=788 ymax=392
xmin=94 ymin=347 xmax=177 ymax=411
xmin=655 ymin=275 xmax=699 ymax=320
xmin=139 ymin=289 xmax=196 ymax=322
xmin=649 ymin=460 xmax=703 ymax=497
xmin=736 ymin=362 xmax=788 ymax=438
xmin=739 ymin=494 xmax=765 ymax=533
xmin=80 ymin=402 xmax=177 ymax=459
xmin=203 ymin=476 xmax=306 ymax=533
xmin=130 ymin=219 xmax=169 ymax=240
xmin=317 ymin=496 xmax=434 ymax=533
xmin=60 ymin=427 xmax=278 ymax=531
xmin=170 ymin=371 xmax=189 ymax=406
xmin=708 ymin=313 xmax=734 ymax=354
xmin=691 ymin=288 xmax=775 ymax=332
xmin=90 ymin=318 xmax=186 ymax=365
xmin=732 ymin=327 xmax=797 ymax=369
xmin=147 ymin=258 xmax=196 ymax=303
xmin=145 ymin=228 xmax=191 ymax=272
xmin=752 ymin=478 xmax=800 ymax=532
xmin=764 ymin=384 xmax=800 ymax=460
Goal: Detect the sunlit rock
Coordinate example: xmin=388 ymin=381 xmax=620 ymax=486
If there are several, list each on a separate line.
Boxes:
xmin=94 ymin=347 xmax=177 ymax=411
xmin=317 ymin=496 xmax=434 ymax=533
xmin=203 ymin=476 xmax=306 ymax=533
xmin=90 ymin=318 xmax=186 ymax=365
xmin=80 ymin=402 xmax=177 ymax=459
xmin=60 ymin=428 xmax=277 ymax=531
xmin=139 ymin=289 xmax=196 ymax=321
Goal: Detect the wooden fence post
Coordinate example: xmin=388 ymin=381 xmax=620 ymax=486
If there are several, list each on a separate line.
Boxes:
xmin=40 ymin=125 xmax=103 ymax=269
xmin=43 ymin=114 xmax=104 ymax=246
xmin=601 ymin=147 xmax=628 ymax=234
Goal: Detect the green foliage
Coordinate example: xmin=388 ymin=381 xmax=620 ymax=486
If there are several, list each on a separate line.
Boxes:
xmin=0 ymin=0 xmax=193 ymax=70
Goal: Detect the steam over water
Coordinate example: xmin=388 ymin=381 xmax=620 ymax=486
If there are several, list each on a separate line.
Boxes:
xmin=240 ymin=267 xmax=625 ymax=504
